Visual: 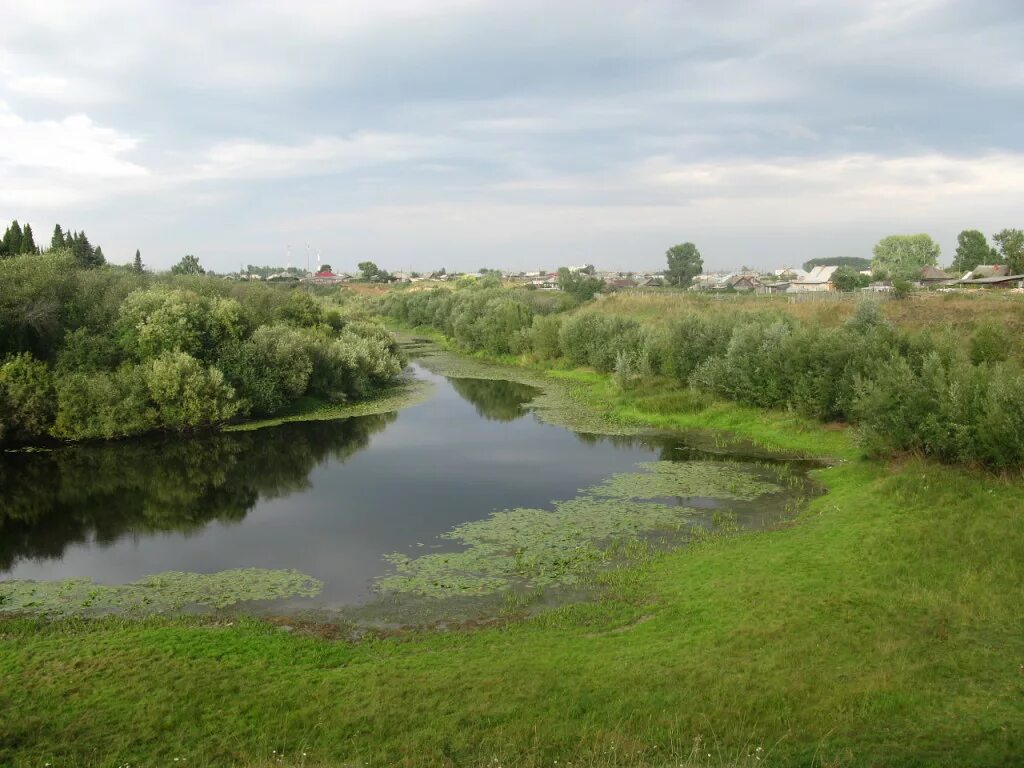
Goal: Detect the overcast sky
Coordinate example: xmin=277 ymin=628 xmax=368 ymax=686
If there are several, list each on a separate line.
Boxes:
xmin=2 ymin=0 xmax=1022 ymax=273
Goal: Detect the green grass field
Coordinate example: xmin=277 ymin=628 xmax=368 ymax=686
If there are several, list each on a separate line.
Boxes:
xmin=2 ymin=359 xmax=1022 ymax=767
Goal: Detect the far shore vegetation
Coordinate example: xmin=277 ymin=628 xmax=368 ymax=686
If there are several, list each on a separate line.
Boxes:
xmin=0 ymin=246 xmax=405 ymax=446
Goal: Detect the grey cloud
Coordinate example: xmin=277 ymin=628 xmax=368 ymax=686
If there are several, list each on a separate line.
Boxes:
xmin=0 ymin=0 xmax=1022 ymax=271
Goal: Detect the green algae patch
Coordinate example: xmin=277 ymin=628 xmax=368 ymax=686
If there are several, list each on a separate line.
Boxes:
xmin=375 ymin=460 xmax=790 ymax=598
xmin=377 ymin=498 xmax=690 ymax=597
xmin=589 ymin=461 xmax=783 ymax=501
xmin=0 ymin=568 xmax=323 ymax=617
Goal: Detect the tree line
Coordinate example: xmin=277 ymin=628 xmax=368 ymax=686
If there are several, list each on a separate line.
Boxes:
xmin=0 ymin=220 xmax=112 ymax=269
xmin=661 ymin=228 xmax=1023 ymax=292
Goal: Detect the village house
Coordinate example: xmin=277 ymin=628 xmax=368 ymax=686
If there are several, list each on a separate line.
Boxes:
xmin=604 ymin=277 xmax=636 ymax=290
xmin=788 ymin=265 xmax=837 ymax=293
xmin=757 ymin=280 xmax=790 ymax=294
xmin=918 ymin=266 xmax=955 ymax=287
xmin=726 ymin=274 xmax=762 ymax=292
xmin=690 ymin=273 xmax=724 ymax=291
xmin=310 ymin=269 xmax=351 ymax=285
xmin=957 ymin=264 xmax=1024 ymax=289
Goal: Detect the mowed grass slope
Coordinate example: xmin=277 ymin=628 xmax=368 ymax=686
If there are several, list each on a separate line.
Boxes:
xmin=2 ymin=372 xmax=1023 ymax=766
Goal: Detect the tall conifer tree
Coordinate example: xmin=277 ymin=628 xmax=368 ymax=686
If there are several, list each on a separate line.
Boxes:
xmin=21 ymin=223 xmax=38 ymax=254
xmin=51 ymin=224 xmax=66 ymax=250
xmin=2 ymin=220 xmax=23 ymax=255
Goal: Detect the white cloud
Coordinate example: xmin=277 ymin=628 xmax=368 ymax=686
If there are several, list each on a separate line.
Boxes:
xmin=0 ymin=108 xmax=146 ymax=178
xmin=0 ymin=106 xmax=149 ymax=207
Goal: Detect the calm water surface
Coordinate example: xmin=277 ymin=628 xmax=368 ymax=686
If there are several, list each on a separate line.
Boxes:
xmin=0 ymin=365 xmax=797 ymax=608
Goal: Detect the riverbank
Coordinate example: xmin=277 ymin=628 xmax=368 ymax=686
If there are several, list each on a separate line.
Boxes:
xmin=1 ymin=343 xmax=1022 ymax=766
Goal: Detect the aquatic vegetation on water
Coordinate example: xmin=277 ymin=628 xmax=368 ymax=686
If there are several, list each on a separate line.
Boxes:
xmin=0 ymin=568 xmax=323 ymax=617
xmin=589 ymin=461 xmax=782 ymax=501
xmin=377 ymin=461 xmax=784 ymax=598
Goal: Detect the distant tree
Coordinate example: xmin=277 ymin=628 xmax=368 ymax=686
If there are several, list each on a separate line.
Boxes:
xmin=51 ymin=224 xmax=66 ymax=251
xmin=133 ymin=249 xmax=144 ymax=273
xmin=802 ymin=256 xmax=871 ymax=272
xmin=70 ymin=230 xmax=104 ymax=268
xmin=951 ymin=229 xmax=997 ymax=274
xmin=831 ymin=266 xmax=871 ymax=292
xmin=1 ymin=220 xmax=24 ymax=257
xmin=93 ymin=246 xmax=105 ymax=265
xmin=993 ymin=228 xmax=1024 ymax=274
xmin=581 ymin=264 xmax=596 ymax=275
xmin=319 ymin=263 xmax=332 ymax=273
xmin=170 ymin=254 xmax=205 ymax=275
xmin=871 ymin=234 xmax=939 ymax=280
xmin=665 ymin=242 xmax=703 ymax=287
xmin=557 ymin=267 xmax=603 ymax=302
xmin=358 ymin=261 xmax=379 ymax=280
xmin=20 ymin=224 xmax=38 ymax=254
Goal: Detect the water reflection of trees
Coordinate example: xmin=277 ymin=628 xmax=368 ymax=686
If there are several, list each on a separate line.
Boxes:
xmin=0 ymin=413 xmax=395 ymax=571
xmin=447 ymin=377 xmax=538 ymax=422
xmin=571 ymin=431 xmax=682 ymax=459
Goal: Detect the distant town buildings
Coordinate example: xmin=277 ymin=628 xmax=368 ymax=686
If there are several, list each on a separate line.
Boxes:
xmin=220 ymin=257 xmax=1024 ymax=294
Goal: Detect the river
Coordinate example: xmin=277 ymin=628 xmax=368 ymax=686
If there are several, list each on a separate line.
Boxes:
xmin=0 ymin=362 xmax=813 ymax=617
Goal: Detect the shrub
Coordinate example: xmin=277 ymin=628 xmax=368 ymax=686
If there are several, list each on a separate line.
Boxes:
xmin=691 ymin=320 xmax=794 ymax=408
xmin=660 ymin=314 xmax=736 ymax=381
xmin=52 ymin=366 xmax=157 ymax=440
xmin=275 ymin=290 xmax=323 ymax=327
xmin=0 ymin=353 xmax=56 ymax=441
xmin=559 ymin=313 xmax=643 ymax=372
xmin=143 ymin=352 xmax=238 ymax=430
xmin=307 ymin=327 xmax=405 ymax=401
xmin=975 ymin=363 xmax=1024 ymax=467
xmin=528 ymin=314 xmax=563 ymax=360
xmin=219 ymin=325 xmax=315 ymax=415
xmin=969 ymin=320 xmax=1009 ymax=365
xmin=118 ymin=287 xmax=247 ymax=363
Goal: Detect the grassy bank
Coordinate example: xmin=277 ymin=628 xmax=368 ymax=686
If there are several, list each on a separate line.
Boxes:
xmin=2 ymin=350 xmax=1023 ymax=766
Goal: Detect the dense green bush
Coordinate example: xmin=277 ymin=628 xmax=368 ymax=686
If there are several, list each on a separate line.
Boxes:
xmin=143 ymin=352 xmax=239 ymax=430
xmin=0 ymin=253 xmax=404 ymax=444
xmin=0 ymin=354 xmax=55 ymax=442
xmin=527 ymin=314 xmax=564 ymax=360
xmin=559 ymin=313 xmax=644 ymax=373
xmin=308 ymin=327 xmax=406 ymax=401
xmin=380 ymin=283 xmax=536 ymax=356
xmin=219 ymin=325 xmax=315 ymax=415
xmin=52 ymin=366 xmax=157 ymax=440
xmin=117 ymin=287 xmax=249 ymax=363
